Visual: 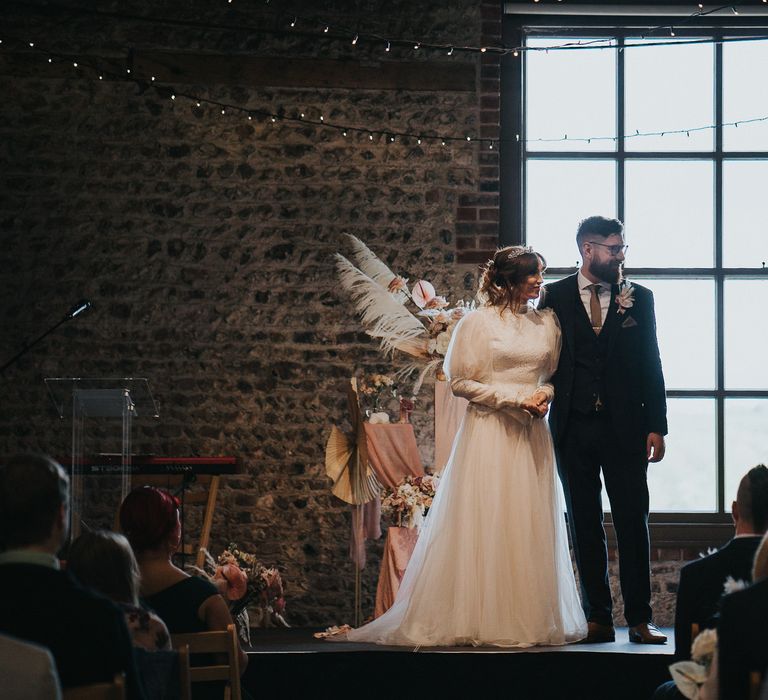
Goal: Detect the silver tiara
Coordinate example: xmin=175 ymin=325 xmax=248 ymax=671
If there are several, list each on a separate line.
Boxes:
xmin=507 ymin=246 xmax=533 ymax=260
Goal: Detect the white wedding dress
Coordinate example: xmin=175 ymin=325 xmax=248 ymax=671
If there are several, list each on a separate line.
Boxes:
xmin=345 ymin=305 xmax=587 ymax=647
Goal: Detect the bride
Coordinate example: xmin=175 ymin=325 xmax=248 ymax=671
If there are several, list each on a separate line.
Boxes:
xmin=343 ymin=245 xmax=587 ymax=647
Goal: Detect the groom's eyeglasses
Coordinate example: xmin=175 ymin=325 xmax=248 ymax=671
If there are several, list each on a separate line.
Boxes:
xmin=587 ymin=241 xmax=629 ymax=256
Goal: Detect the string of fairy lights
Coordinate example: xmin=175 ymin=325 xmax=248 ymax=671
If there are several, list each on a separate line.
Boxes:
xmin=4 ymin=2 xmax=768 ymax=148
xmin=13 ymin=0 xmax=768 ymax=57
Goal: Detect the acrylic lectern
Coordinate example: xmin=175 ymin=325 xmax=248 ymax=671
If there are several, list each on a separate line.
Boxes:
xmin=44 ymin=377 xmax=159 ymax=538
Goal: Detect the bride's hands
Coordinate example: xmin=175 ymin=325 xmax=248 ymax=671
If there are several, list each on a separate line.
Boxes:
xmin=520 ymin=390 xmax=550 ymax=418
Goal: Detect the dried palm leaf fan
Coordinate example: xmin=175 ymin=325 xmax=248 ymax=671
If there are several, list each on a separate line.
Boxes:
xmin=325 ymin=378 xmax=380 ymax=505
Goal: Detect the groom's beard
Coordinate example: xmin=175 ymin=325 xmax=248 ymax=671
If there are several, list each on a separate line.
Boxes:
xmin=589 ymin=258 xmax=623 ymax=285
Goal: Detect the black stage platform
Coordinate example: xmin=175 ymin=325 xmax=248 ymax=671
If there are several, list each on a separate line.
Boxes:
xmin=242 ymin=627 xmax=675 ymax=700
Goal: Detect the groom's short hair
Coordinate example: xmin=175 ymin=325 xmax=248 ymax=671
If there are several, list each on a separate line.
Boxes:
xmin=737 ymin=464 xmax=768 ymax=533
xmin=576 ymin=216 xmax=624 ymax=251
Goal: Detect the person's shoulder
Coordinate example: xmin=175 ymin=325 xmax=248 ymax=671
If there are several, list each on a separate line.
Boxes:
xmin=68 ymin=575 xmax=126 ymax=618
xmin=179 ymin=574 xmax=219 ymax=598
xmin=722 ymin=576 xmax=768 ymax=614
xmin=624 ymin=280 xmax=654 ymax=299
xmin=456 ymin=306 xmax=490 ymax=330
xmin=534 ymin=306 xmax=559 ymax=326
xmin=0 ymin=632 xmax=54 ymax=662
xmin=680 ymin=547 xmax=727 ymax=580
xmin=544 ymin=274 xmax=577 ymax=293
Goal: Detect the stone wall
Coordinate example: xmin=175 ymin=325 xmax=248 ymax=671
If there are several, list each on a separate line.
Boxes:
xmin=0 ymin=0 xmax=708 ymax=629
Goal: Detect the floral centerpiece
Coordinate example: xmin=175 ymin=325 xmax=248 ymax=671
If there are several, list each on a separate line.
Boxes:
xmin=358 ymin=373 xmax=398 ymax=422
xmin=192 ymin=544 xmax=288 ymax=645
xmin=381 ymin=474 xmax=440 ymax=528
xmin=335 ymin=234 xmax=473 ymax=395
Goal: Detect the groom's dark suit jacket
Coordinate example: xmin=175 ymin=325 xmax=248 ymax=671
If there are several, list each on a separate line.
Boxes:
xmin=538 ymin=273 xmax=668 ymax=449
xmin=673 ymin=535 xmax=762 ymax=661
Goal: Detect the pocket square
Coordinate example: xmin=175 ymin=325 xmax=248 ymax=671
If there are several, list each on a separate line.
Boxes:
xmin=621 ymin=315 xmax=638 ymax=328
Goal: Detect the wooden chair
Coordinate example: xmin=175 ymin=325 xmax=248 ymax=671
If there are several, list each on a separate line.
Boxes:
xmin=171 ymin=623 xmax=241 ymax=700
xmin=63 ymin=673 xmax=126 ymax=700
xmin=177 ymin=644 xmax=192 ymax=700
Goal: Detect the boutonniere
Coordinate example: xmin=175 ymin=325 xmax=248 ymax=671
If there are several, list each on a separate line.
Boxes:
xmin=615 ymin=282 xmax=635 ymax=315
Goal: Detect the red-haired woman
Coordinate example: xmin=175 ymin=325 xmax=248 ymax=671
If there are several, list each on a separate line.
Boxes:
xmin=119 ymin=486 xmax=248 ymax=672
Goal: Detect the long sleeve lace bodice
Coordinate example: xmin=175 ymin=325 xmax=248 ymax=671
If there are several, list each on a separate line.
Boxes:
xmin=342 ymin=301 xmax=586 ymax=648
xmin=444 ymin=305 xmax=561 ymax=415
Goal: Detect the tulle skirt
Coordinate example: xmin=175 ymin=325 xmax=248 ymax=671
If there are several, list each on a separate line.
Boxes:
xmin=344 ymin=404 xmax=587 ymax=647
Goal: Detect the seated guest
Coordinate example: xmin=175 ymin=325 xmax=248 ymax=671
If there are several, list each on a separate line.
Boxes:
xmin=717 ymin=559 xmax=768 ymax=700
xmin=0 ymin=632 xmax=62 ymax=699
xmin=674 ymin=465 xmax=768 ymax=660
xmin=0 ymin=454 xmax=144 ymax=698
xmin=67 ymin=530 xmax=171 ymax=652
xmin=119 ymin=486 xmax=248 ymax=672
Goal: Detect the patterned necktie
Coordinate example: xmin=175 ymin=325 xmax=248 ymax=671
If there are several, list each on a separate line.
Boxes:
xmin=589 ymin=284 xmax=603 ymax=335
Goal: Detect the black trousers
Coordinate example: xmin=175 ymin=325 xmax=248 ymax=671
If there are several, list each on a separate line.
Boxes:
xmin=555 ymin=410 xmax=652 ymax=627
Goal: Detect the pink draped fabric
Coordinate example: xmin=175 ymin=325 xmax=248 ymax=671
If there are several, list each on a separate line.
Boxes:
xmin=348 ymin=424 xmax=424 ymax=570
xmin=434 ymin=379 xmax=468 ymax=473
xmin=363 ymin=423 xmax=424 ymax=488
xmin=374 ymin=526 xmax=420 ymax=618
xmin=349 ymin=498 xmax=382 ymax=570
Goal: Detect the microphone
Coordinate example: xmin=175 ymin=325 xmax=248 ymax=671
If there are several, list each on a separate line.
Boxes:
xmin=66 ymin=299 xmax=92 ymax=319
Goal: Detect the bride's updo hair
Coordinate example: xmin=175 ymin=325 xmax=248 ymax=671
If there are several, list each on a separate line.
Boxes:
xmin=478 ymin=245 xmax=546 ymax=312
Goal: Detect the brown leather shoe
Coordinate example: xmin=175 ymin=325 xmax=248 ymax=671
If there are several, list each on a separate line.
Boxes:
xmin=582 ymin=621 xmax=615 ymax=643
xmin=628 ymin=622 xmax=668 ymax=644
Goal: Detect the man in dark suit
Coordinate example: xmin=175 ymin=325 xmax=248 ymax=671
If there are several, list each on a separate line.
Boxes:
xmin=718 ymin=575 xmax=768 ymax=700
xmin=538 ymin=215 xmax=668 ymax=644
xmin=0 ymin=454 xmax=144 ymax=698
xmin=674 ymin=464 xmax=768 ymax=660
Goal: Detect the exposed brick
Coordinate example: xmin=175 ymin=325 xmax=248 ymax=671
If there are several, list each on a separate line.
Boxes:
xmin=480 ymin=95 xmax=500 ymax=110
xmin=480 ymin=180 xmax=500 ymax=192
xmin=459 ymin=194 xmax=499 ymax=207
xmin=480 ymin=124 xmax=500 ymax=139
xmin=479 ymin=208 xmax=499 ymax=222
xmin=480 ymin=65 xmax=500 ymax=80
xmin=457 ymin=250 xmax=495 ymax=264
xmin=480 ymin=110 xmax=500 ymax=125
xmin=455 ymin=223 xmax=478 ymax=236
xmin=1 ymin=0 xmax=685 ymax=634
xmin=481 ymin=5 xmax=501 ymax=20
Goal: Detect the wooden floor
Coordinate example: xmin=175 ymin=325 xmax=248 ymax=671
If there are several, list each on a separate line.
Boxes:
xmin=243 ymin=627 xmax=675 ymax=699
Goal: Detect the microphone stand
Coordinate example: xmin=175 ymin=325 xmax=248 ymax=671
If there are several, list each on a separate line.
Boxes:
xmin=0 ymin=301 xmax=91 ymax=374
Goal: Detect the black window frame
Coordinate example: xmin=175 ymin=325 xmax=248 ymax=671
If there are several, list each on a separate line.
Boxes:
xmin=501 ymin=9 xmax=768 ymax=547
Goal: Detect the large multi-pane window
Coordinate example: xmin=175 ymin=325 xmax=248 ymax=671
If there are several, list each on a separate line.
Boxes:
xmin=502 ymin=11 xmax=768 ymax=536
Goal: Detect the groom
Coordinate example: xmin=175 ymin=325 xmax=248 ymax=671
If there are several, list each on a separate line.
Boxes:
xmin=538 ymin=215 xmax=668 ymax=644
